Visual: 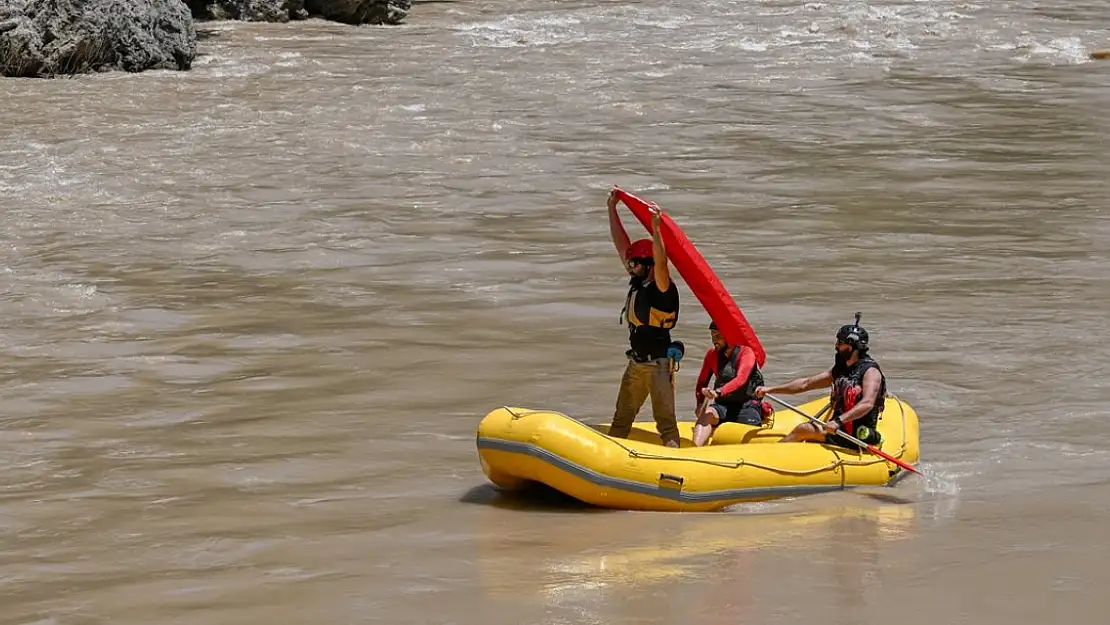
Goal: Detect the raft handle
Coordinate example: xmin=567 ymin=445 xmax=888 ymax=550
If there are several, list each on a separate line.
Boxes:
xmin=659 ymin=473 xmax=685 ymax=485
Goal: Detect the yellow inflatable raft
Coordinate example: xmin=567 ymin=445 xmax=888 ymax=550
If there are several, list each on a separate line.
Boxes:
xmin=475 ymin=396 xmax=920 ymax=512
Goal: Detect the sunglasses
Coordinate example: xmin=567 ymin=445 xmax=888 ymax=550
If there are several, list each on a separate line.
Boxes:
xmin=627 ymin=257 xmax=652 ymax=268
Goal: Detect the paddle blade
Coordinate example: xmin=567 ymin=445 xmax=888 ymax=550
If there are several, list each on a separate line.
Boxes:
xmin=866 ymin=444 xmax=921 ymax=475
xmin=614 ymin=188 xmax=767 ymax=367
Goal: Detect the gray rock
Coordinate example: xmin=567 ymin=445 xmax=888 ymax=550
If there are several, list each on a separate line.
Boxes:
xmin=186 ymin=0 xmax=307 ymax=23
xmin=0 ymin=0 xmax=196 ymax=78
xmin=303 ymin=0 xmax=411 ymax=25
xmin=188 ymin=0 xmax=411 ymax=25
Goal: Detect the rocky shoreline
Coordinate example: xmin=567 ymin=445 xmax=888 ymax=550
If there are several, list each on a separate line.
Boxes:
xmin=187 ymin=0 xmax=410 ymax=26
xmin=0 ymin=0 xmax=412 ymax=78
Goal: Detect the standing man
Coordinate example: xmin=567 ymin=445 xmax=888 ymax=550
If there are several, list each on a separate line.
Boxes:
xmin=606 ymin=187 xmax=682 ymax=448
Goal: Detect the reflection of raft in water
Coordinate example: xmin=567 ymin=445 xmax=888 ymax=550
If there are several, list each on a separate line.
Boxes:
xmin=474 ymin=504 xmax=918 ymax=599
xmin=476 ymin=396 xmax=920 ymax=512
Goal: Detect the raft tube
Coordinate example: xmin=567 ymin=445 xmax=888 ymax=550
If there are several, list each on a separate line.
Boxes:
xmin=614 ymin=188 xmax=766 ymax=366
xmin=475 ymin=396 xmax=920 ymax=512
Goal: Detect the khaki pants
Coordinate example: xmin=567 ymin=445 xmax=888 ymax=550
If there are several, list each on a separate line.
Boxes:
xmin=609 ymin=357 xmax=679 ymax=444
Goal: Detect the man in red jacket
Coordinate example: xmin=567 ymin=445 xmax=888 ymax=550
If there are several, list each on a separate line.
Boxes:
xmin=692 ymin=321 xmax=772 ymax=446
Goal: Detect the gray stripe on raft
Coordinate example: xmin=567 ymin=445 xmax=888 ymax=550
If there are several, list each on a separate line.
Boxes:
xmin=477 ymin=437 xmax=897 ymax=504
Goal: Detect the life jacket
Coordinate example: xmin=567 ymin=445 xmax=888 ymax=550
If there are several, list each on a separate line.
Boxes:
xmin=830 ymin=356 xmax=887 ymax=435
xmin=712 ymin=345 xmax=764 ymax=407
xmin=620 ymin=276 xmax=679 ymax=360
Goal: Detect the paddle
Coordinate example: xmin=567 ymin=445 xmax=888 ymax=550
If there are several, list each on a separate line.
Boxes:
xmin=764 ymin=393 xmax=922 ymax=476
xmin=811 ymin=401 xmax=832 ymax=421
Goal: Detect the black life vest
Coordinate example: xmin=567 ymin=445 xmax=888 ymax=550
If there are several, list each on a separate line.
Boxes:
xmin=830 ymin=356 xmax=887 ymax=434
xmin=620 ymin=277 xmax=679 ymax=359
xmin=712 ymin=345 xmax=764 ymax=407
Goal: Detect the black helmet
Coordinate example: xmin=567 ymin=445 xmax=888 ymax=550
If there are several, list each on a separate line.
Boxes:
xmin=836 ymin=312 xmax=869 ymax=351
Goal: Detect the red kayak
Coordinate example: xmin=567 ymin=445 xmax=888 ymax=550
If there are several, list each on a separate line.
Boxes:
xmin=614 ymin=188 xmax=766 ymax=367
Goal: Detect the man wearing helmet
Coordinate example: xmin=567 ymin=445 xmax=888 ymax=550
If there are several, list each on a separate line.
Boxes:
xmin=691 ymin=321 xmax=773 ymax=447
xmin=605 ymin=187 xmax=682 ymax=448
xmin=755 ymin=314 xmax=887 ymax=448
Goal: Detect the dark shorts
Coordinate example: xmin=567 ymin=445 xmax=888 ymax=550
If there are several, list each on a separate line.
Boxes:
xmin=825 ymin=425 xmax=882 ymax=450
xmin=709 ymin=401 xmax=764 ymax=427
